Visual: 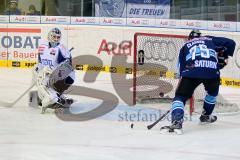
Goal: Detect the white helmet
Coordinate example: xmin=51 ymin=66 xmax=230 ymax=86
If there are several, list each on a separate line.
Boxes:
xmin=48 ymin=28 xmax=61 ymax=47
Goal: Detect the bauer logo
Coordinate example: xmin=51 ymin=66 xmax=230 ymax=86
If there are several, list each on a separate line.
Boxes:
xmin=99 ymin=0 xmax=125 ymax=17
xmin=125 ymin=68 xmax=132 ymax=74
xmin=75 ymin=64 xmax=84 ymax=70
xmin=12 ymin=61 xmax=21 ymax=67
xmin=110 ymin=67 xmax=117 ymax=73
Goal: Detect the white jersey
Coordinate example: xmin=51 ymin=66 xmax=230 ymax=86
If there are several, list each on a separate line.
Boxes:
xmin=38 ymin=41 xmax=71 ymax=70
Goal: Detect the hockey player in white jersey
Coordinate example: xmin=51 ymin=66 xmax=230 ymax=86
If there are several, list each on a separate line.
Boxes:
xmin=33 ymin=27 xmax=75 ymax=113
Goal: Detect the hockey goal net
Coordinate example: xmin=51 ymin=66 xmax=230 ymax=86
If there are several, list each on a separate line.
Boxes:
xmin=133 ymin=32 xmax=239 ymax=115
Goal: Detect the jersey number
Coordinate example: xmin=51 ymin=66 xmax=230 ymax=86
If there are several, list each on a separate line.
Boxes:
xmin=190 ymin=44 xmax=210 ymax=60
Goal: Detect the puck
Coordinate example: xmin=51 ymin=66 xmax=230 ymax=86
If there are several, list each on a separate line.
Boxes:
xmin=159 ymin=92 xmax=164 ymax=97
xmin=130 ymin=123 xmax=134 ymax=129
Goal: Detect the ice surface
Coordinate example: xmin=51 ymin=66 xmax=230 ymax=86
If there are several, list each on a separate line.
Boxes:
xmin=0 ymin=69 xmax=240 ymax=160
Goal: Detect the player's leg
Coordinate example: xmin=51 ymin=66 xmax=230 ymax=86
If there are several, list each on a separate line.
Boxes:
xmin=200 ymin=78 xmax=220 ymax=123
xmin=38 ymin=86 xmax=59 ymax=106
xmin=160 ymin=77 xmax=200 ymax=134
xmin=171 ymin=78 xmax=201 ymax=123
xmin=36 ymin=67 xmax=61 ymax=113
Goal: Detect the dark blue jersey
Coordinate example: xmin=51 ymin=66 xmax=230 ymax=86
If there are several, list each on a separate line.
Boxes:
xmin=178 ymin=36 xmax=235 ymax=79
xmin=4 ymin=9 xmax=21 ymax=15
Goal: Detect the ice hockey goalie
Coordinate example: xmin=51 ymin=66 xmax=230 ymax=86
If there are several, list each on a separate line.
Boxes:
xmin=29 ymin=28 xmax=75 ymax=113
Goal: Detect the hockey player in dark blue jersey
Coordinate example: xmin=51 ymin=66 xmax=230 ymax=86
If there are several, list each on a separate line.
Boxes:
xmin=160 ymin=29 xmax=236 ymax=134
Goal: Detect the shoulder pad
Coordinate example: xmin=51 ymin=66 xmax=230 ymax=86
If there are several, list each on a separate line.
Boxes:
xmin=58 ymin=44 xmax=71 ymax=58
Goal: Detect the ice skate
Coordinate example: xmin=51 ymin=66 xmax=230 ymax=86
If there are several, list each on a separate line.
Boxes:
xmin=40 ymin=101 xmax=65 ymax=114
xmin=199 ymin=114 xmax=217 ymax=124
xmin=59 ymin=94 xmax=74 ymax=105
xmin=40 ymin=105 xmax=49 ymax=114
xmin=40 ymin=103 xmax=55 ymax=114
xmin=160 ymin=120 xmax=183 ymax=135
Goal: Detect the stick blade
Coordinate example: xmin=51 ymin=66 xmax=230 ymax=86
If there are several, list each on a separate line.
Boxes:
xmin=147 ymin=126 xmax=152 ymax=130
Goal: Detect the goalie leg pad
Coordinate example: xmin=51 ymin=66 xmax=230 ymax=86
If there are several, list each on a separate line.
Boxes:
xmin=35 ymin=66 xmax=59 ymax=107
xmin=37 ymin=86 xmax=59 ymax=108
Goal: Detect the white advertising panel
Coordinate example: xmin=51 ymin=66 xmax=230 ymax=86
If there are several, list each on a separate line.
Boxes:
xmin=10 ymin=16 xmax=40 ymax=23
xmin=127 ymin=18 xmax=155 ymax=27
xmin=155 ymin=19 xmax=181 ymax=28
xmin=0 ymin=16 xmax=9 ymax=23
xmin=100 ymin=17 xmax=126 ymax=26
xmin=41 ymin=16 xmax=70 ymax=24
xmin=208 ymin=21 xmax=237 ymax=31
xmin=71 ymin=17 xmax=100 ymax=25
xmin=181 ymin=19 xmax=208 ymax=30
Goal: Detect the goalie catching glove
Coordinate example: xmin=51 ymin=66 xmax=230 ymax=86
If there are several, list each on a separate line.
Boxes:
xmin=49 ymin=59 xmax=73 ymax=87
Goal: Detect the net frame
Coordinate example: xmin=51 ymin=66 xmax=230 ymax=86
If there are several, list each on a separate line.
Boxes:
xmin=133 ymin=32 xmax=193 ymax=110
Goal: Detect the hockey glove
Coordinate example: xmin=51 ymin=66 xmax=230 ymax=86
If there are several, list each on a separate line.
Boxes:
xmin=216 ymin=47 xmax=228 ymax=69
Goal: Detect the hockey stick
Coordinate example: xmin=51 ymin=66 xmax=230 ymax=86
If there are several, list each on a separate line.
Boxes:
xmin=146 ymin=80 xmax=181 ymax=130
xmin=147 ymin=109 xmax=170 ymax=130
xmin=0 ymin=83 xmax=35 ymax=108
xmin=69 ymin=47 xmax=74 ymax=52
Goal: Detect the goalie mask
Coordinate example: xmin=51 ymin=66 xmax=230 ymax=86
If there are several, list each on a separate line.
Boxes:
xmin=188 ymin=29 xmax=201 ymax=40
xmin=48 ymin=28 xmax=61 ymax=47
